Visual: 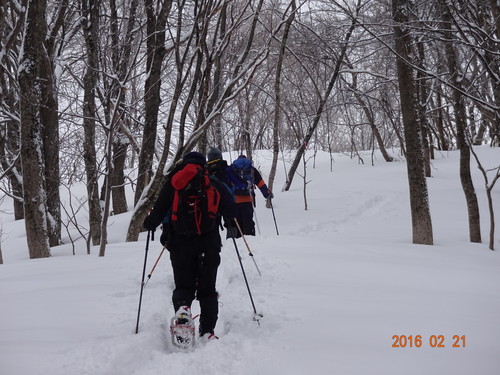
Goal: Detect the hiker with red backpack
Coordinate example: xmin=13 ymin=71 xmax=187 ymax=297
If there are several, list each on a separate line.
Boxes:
xmin=225 ymin=154 xmax=273 ymax=238
xmin=143 ymin=151 xmax=236 ymax=346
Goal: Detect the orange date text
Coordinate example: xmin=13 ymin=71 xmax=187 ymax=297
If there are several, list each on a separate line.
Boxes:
xmin=391 ymin=335 xmax=466 ymax=348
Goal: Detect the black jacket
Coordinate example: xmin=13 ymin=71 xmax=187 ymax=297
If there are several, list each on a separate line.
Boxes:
xmin=207 ymin=159 xmax=230 ymax=187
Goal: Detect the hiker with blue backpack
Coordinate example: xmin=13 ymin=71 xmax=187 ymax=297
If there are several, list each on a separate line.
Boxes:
xmin=225 ymin=154 xmax=273 ymax=238
xmin=143 ymin=151 xmax=237 ymax=345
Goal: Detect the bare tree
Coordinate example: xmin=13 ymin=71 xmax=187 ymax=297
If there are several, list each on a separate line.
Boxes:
xmin=342 ymin=65 xmax=394 ymax=163
xmin=267 ymin=0 xmax=296 ymax=205
xmin=284 ymin=2 xmax=359 ymax=191
xmin=41 ymin=1 xmax=75 ymax=247
xmin=0 ymin=0 xmax=27 ymax=220
xmin=134 ymin=0 xmax=173 ymax=206
xmin=18 ymin=0 xmax=51 ymax=258
xmin=392 ymin=0 xmax=433 ymax=245
xmin=446 ymin=0 xmax=500 ymax=146
xmin=81 ymin=0 xmax=102 ymax=245
xmin=415 ymin=39 xmax=431 ymax=176
xmin=469 ymin=145 xmax=500 ymax=250
xmin=439 ymin=0 xmax=481 ymax=243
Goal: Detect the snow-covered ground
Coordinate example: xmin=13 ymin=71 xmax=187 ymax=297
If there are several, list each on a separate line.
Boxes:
xmin=1 ymin=147 xmax=499 ymax=375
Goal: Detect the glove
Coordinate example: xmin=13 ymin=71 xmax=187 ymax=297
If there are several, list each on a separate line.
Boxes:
xmin=160 ymin=226 xmax=169 ymax=247
xmin=265 ymin=191 xmax=274 ymax=199
xmin=143 ymin=215 xmax=158 ymax=231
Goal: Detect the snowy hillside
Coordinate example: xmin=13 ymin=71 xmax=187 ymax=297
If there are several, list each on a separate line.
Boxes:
xmin=1 ymin=147 xmax=500 ymax=375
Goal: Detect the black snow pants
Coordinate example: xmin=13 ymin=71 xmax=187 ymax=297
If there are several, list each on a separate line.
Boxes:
xmin=227 ymin=201 xmax=255 ymax=239
xmin=169 ymin=232 xmax=221 ymax=334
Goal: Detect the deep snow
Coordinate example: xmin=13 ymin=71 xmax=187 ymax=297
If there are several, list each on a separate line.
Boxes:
xmin=1 ymin=147 xmax=499 ymax=375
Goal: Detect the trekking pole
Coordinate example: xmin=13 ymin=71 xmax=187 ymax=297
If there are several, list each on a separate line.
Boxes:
xmin=135 ymin=230 xmax=152 ymax=334
xmin=268 ymin=198 xmax=279 ymax=235
xmin=230 ymin=235 xmax=263 ymax=324
xmin=144 ymin=246 xmax=166 ymax=287
xmin=234 ymin=218 xmax=262 ymax=276
xmin=253 ymin=204 xmax=261 ymax=235
xmin=249 ymin=184 xmax=261 ymax=235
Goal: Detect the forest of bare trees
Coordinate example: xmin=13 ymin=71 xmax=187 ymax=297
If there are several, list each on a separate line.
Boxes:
xmin=0 ymin=0 xmax=498 ymax=258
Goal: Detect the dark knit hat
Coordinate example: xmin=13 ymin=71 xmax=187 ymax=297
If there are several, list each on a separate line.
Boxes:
xmin=237 ymin=154 xmax=247 ymax=159
xmin=207 ymin=147 xmax=223 ymax=162
xmin=183 ymin=151 xmax=206 ymax=165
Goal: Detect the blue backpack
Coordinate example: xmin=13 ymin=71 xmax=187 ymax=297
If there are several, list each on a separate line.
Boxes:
xmin=230 ymin=157 xmax=253 ymax=191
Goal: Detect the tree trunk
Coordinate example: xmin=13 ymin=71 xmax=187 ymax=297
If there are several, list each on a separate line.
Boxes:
xmin=205 ymin=2 xmax=228 ymax=153
xmin=82 ymin=0 xmax=102 ymax=246
xmin=441 ymin=0 xmax=481 ymax=243
xmin=393 ymin=0 xmax=433 ymax=245
xmin=268 ymin=0 xmax=296 ymax=202
xmin=43 ymin=1 xmax=70 ymax=247
xmin=416 ymin=40 xmax=431 ymax=177
xmin=111 ymin=137 xmax=129 ymax=214
xmin=134 ymin=0 xmax=172 ymax=206
xmin=11 ymin=179 xmax=24 ymax=220
xmin=435 ymin=87 xmax=449 ymax=150
xmin=19 ymin=0 xmax=51 ymax=258
xmin=99 ymin=134 xmax=113 ymax=257
xmin=473 ymin=116 xmax=487 ymax=145
xmin=39 ymin=41 xmax=61 ymax=247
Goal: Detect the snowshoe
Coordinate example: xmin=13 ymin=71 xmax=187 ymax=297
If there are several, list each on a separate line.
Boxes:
xmin=170 ymin=306 xmax=195 ymax=349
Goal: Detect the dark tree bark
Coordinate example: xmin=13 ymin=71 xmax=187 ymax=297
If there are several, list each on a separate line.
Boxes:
xmin=393 ymin=0 xmax=433 ymax=245
xmin=268 ymin=0 xmax=296 ymax=202
xmin=82 ymin=0 xmax=102 ymax=246
xmin=19 ymin=0 xmax=51 ymax=258
xmin=416 ymin=40 xmax=431 ymax=177
xmin=440 ymin=0 xmax=481 ymax=243
xmin=40 ymin=41 xmax=61 ymax=246
xmin=134 ymin=0 xmax=172 ymax=206
xmin=39 ymin=0 xmax=69 ymax=247
xmin=434 ymin=87 xmax=449 ymax=151
xmin=111 ymin=137 xmax=129 ymax=215
xmin=39 ymin=63 xmax=61 ymax=247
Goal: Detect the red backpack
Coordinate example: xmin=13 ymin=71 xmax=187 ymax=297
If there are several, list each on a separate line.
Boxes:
xmin=170 ymin=163 xmax=220 ymax=236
